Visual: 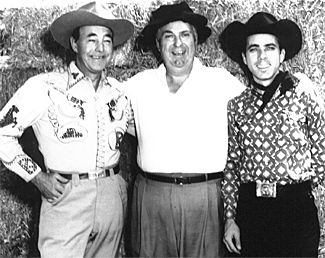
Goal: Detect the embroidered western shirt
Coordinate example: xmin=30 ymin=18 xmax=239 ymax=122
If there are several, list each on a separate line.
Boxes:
xmin=124 ymin=58 xmax=245 ymax=173
xmin=0 ymin=62 xmax=131 ymax=182
xmin=222 ymin=73 xmax=325 ymax=220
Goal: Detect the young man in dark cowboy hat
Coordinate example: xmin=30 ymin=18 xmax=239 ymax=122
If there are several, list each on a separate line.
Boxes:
xmin=124 ymin=1 xmax=245 ymax=257
xmin=219 ymin=12 xmax=325 ymax=257
xmin=0 ymin=2 xmax=133 ymax=257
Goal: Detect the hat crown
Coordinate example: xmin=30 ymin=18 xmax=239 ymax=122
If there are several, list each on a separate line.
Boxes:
xmin=246 ymin=12 xmax=278 ymax=30
xmin=150 ymin=2 xmax=194 ymax=22
xmin=78 ymin=1 xmax=116 ymax=20
xmin=219 ymin=11 xmax=302 ymax=64
xmin=50 ymin=1 xmax=134 ymax=49
xmin=139 ymin=1 xmax=211 ymax=47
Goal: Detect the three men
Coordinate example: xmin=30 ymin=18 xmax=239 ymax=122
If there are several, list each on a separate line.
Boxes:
xmin=220 ymin=12 xmax=325 ymax=257
xmin=0 ymin=2 xmax=133 ymax=257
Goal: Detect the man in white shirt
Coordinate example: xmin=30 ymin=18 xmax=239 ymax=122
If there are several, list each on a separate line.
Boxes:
xmin=124 ymin=2 xmax=245 ymax=257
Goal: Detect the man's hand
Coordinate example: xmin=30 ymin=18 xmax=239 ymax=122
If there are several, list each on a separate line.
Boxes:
xmin=223 ymin=218 xmax=241 ymax=254
xmin=31 ymin=172 xmax=70 ymax=203
xmin=294 ymin=72 xmax=313 ymax=96
xmin=53 ymin=65 xmax=67 ymax=73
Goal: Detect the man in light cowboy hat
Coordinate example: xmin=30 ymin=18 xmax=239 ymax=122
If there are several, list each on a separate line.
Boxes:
xmin=219 ymin=12 xmax=325 ymax=257
xmin=0 ymin=1 xmax=134 ymax=257
xmin=124 ymin=1 xmax=245 ymax=257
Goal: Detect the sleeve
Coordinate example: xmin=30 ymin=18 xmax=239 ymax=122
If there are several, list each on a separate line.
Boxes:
xmin=0 ymin=76 xmax=47 ymax=182
xmin=302 ymin=79 xmax=325 ymax=185
xmin=121 ymin=78 xmax=136 ymax=136
xmin=221 ymin=99 xmax=242 ymax=220
xmin=223 ymin=69 xmax=246 ymax=99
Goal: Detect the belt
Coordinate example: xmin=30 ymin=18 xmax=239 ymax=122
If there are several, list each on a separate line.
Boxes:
xmin=240 ymin=180 xmax=311 ymax=198
xmin=140 ymin=171 xmax=223 ymax=185
xmin=276 ymin=180 xmax=311 ymax=194
xmin=59 ymin=165 xmax=119 ymax=180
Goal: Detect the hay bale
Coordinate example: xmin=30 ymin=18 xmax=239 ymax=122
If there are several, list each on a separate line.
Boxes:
xmin=1 ymin=0 xmax=325 ymax=257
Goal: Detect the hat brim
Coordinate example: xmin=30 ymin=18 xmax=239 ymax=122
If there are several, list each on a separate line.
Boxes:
xmin=219 ymin=19 xmax=302 ymax=64
xmin=140 ymin=12 xmax=211 ymax=46
xmin=50 ymin=10 xmax=134 ymax=49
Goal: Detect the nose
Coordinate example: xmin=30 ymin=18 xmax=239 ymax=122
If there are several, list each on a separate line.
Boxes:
xmin=96 ymin=41 xmax=104 ymax=52
xmin=174 ymin=35 xmax=183 ymax=47
xmin=258 ymin=49 xmax=266 ymax=59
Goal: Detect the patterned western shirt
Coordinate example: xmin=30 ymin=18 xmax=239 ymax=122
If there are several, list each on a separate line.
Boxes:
xmin=0 ymin=62 xmax=131 ymax=182
xmin=222 ymin=73 xmax=325 ymax=220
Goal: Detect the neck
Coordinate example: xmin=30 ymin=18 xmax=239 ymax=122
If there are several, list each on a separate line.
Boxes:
xmin=75 ymin=61 xmax=102 ymax=92
xmin=166 ymin=73 xmax=190 ymax=93
xmin=253 ymin=71 xmax=287 ymax=113
xmin=90 ymin=75 xmax=102 ymax=92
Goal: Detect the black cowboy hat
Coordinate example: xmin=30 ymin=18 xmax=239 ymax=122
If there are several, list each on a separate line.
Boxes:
xmin=219 ymin=12 xmax=302 ymax=64
xmin=138 ymin=1 xmax=211 ymax=47
xmin=50 ymin=1 xmax=134 ymax=49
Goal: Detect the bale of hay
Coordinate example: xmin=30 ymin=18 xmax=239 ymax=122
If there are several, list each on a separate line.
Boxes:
xmin=0 ymin=0 xmax=325 ymax=257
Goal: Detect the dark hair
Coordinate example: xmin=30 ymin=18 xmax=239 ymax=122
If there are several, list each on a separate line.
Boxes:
xmin=71 ymin=27 xmax=80 ymax=43
xmin=70 ymin=26 xmax=115 ymax=49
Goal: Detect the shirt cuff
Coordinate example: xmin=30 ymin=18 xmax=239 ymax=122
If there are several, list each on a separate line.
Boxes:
xmin=3 ymin=154 xmax=42 ymax=182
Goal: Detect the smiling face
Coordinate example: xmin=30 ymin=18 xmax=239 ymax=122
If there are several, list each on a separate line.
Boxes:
xmin=242 ymin=33 xmax=285 ymax=86
xmin=156 ymin=21 xmax=197 ymax=77
xmin=71 ymin=25 xmax=113 ymax=79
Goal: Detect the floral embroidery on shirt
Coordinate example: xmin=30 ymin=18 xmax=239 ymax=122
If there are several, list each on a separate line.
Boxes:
xmin=0 ymin=105 xmax=19 ymax=128
xmin=16 ymin=154 xmax=37 ymax=175
xmin=47 ymin=90 xmax=88 ymax=143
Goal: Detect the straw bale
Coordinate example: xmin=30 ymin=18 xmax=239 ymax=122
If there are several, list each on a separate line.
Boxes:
xmin=1 ymin=0 xmax=325 ymax=257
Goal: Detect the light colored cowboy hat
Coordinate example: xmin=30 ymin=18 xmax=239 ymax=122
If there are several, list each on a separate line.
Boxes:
xmin=138 ymin=1 xmax=211 ymax=47
xmin=50 ymin=1 xmax=134 ymax=49
xmin=219 ymin=12 xmax=302 ymax=64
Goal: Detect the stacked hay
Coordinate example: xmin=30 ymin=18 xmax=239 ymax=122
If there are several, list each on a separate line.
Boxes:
xmin=0 ymin=0 xmax=325 ymax=257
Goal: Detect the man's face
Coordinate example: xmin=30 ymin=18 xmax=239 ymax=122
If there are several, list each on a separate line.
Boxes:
xmin=71 ymin=25 xmax=113 ymax=78
xmin=242 ymin=33 xmax=285 ymax=86
xmin=156 ymin=21 xmax=197 ymax=76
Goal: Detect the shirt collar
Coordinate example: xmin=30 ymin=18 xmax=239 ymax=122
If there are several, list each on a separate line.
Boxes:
xmin=67 ymin=62 xmax=108 ymax=90
xmin=156 ymin=57 xmax=203 ymax=83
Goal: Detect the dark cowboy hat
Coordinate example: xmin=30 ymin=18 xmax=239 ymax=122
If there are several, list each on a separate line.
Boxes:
xmin=139 ymin=1 xmax=211 ymax=47
xmin=219 ymin=12 xmax=302 ymax=64
xmin=50 ymin=1 xmax=134 ymax=49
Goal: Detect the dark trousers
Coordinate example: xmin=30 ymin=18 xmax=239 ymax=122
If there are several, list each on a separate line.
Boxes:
xmin=234 ymin=182 xmax=320 ymax=258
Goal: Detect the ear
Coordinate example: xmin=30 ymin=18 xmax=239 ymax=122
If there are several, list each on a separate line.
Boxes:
xmin=70 ymin=37 xmax=78 ymax=53
xmin=242 ymin=53 xmax=247 ymax=65
xmin=280 ymin=49 xmax=285 ymax=63
xmin=156 ymin=38 xmax=160 ymax=52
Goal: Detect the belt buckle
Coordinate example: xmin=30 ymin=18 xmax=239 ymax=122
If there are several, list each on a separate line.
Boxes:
xmin=88 ymin=172 xmax=99 ymax=180
xmin=88 ymin=170 xmax=106 ymax=180
xmin=256 ymin=181 xmax=276 ymax=198
xmin=174 ymin=177 xmax=183 ymax=185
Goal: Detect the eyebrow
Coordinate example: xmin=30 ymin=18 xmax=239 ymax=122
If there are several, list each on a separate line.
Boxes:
xmin=86 ymin=32 xmax=113 ymax=39
xmin=161 ymin=29 xmax=192 ymax=35
xmin=247 ymin=42 xmax=277 ymax=49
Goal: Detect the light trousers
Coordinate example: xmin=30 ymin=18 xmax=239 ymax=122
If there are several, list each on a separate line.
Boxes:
xmin=39 ymin=174 xmax=127 ymax=258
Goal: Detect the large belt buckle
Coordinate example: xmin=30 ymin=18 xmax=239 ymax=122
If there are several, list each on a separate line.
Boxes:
xmin=88 ymin=170 xmax=105 ymax=180
xmin=256 ymin=181 xmax=276 ymax=198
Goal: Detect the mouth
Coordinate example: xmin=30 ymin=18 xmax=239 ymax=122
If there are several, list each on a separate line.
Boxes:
xmin=90 ymin=55 xmax=106 ymax=60
xmin=172 ymin=50 xmax=186 ymax=57
xmin=256 ymin=62 xmax=270 ymax=70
